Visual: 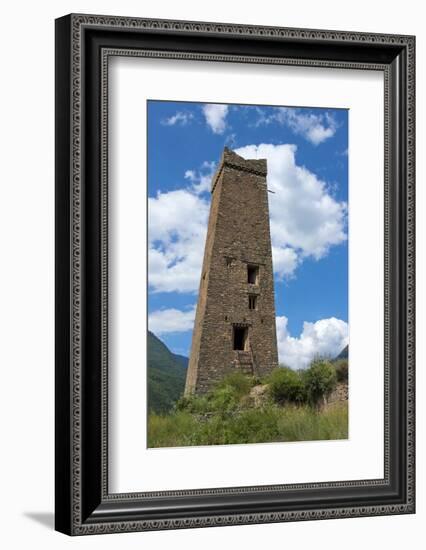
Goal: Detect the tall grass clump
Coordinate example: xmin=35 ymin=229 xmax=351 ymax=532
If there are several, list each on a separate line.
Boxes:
xmin=147 ymin=402 xmax=348 ymax=448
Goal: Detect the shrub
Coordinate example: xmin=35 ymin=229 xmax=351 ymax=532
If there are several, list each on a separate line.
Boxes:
xmin=175 ymin=394 xmax=210 ymax=414
xmin=177 ymin=382 xmax=242 ymax=415
xmin=175 ymin=396 xmax=191 ymax=411
xmin=208 ymin=385 xmax=239 ymax=413
xmin=267 ymin=367 xmax=306 ymax=405
xmin=216 ymin=372 xmax=255 ymax=398
xmin=303 ymin=360 xmax=337 ymax=407
xmin=334 ymin=359 xmax=348 ymax=383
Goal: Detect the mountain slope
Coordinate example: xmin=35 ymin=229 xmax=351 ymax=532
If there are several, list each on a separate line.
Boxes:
xmin=334 ymin=345 xmax=348 ymax=360
xmin=147 ymin=331 xmax=188 ymax=413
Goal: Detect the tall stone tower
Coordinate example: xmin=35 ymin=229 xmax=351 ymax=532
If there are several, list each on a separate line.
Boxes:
xmin=185 ymin=147 xmax=278 ymax=395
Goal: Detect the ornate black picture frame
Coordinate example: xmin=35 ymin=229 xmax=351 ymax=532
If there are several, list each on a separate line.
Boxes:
xmin=55 ymin=13 xmax=415 ymax=535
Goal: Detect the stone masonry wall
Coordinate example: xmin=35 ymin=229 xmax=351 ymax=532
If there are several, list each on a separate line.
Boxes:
xmin=185 ymin=148 xmax=279 ymax=395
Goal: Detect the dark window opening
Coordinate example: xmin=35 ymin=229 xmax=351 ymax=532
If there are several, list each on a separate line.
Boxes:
xmin=233 ymin=326 xmax=248 ymax=351
xmin=248 ymin=295 xmax=257 ymax=310
xmin=247 ymin=264 xmax=259 ymax=284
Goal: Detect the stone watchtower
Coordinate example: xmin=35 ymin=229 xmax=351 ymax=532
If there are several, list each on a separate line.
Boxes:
xmin=185 ymin=147 xmax=278 ymax=395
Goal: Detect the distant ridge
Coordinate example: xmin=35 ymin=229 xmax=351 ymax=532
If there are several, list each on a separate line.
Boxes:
xmin=334 ymin=345 xmax=348 ymax=360
xmin=147 ymin=331 xmax=188 ymax=413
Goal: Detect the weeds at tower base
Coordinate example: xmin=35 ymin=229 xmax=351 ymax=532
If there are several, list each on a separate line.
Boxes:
xmin=148 ymin=360 xmax=348 ymax=448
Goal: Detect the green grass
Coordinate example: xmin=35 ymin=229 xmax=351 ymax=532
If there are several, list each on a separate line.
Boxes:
xmin=147 ymin=402 xmax=348 ymax=448
xmin=147 ymin=367 xmax=348 ymax=448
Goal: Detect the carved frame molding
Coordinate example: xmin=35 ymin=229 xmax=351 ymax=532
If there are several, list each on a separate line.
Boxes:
xmin=55 ymin=14 xmax=415 ymax=535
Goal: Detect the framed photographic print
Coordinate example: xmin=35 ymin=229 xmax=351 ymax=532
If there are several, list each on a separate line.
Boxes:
xmin=55 ymin=14 xmax=415 ymax=535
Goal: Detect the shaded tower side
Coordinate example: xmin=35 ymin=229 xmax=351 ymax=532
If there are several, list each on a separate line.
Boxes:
xmin=185 ymin=148 xmax=278 ymax=395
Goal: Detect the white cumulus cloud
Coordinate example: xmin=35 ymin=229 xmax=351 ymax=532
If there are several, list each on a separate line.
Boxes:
xmin=161 ymin=111 xmax=194 ymax=126
xmin=256 ymin=107 xmax=338 ymax=145
xmin=271 ymin=246 xmax=300 ymax=278
xmin=148 ymin=306 xmax=196 ymax=335
xmin=148 ymin=308 xmax=348 ymax=365
xmin=148 ymin=189 xmax=209 ymax=293
xmin=202 ymin=104 xmax=229 ymax=134
xmin=235 ymin=143 xmax=347 ymax=278
xmin=276 ymin=316 xmax=349 ymax=370
xmin=184 ymin=161 xmax=216 ymax=195
xmin=148 ymin=143 xmax=346 ymax=292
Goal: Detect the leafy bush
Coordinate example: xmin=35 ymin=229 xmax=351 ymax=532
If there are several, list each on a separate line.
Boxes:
xmin=216 ymin=372 xmax=255 ymax=398
xmin=176 ymin=377 xmax=247 ymax=416
xmin=267 ymin=367 xmax=306 ymax=405
xmin=175 ymin=394 xmax=210 ymax=414
xmin=176 ymin=361 xmax=343 ymax=420
xmin=303 ymin=360 xmax=337 ymax=407
xmin=208 ymin=385 xmax=240 ymax=413
xmin=334 ymin=359 xmax=348 ymax=383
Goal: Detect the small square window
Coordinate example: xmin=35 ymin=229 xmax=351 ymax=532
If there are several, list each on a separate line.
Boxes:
xmin=248 ymin=295 xmax=257 ymax=310
xmin=247 ymin=264 xmax=259 ymax=284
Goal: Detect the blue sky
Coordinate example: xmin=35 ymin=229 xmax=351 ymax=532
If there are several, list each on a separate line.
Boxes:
xmin=147 ymin=101 xmax=348 ymax=369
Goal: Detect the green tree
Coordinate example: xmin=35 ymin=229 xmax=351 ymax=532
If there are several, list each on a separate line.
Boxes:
xmin=268 ymin=367 xmax=306 ymax=405
xmin=303 ymin=360 xmax=337 ymax=408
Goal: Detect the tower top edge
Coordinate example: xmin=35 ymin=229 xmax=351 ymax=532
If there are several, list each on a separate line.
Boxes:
xmin=210 ymin=147 xmax=267 ymax=193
